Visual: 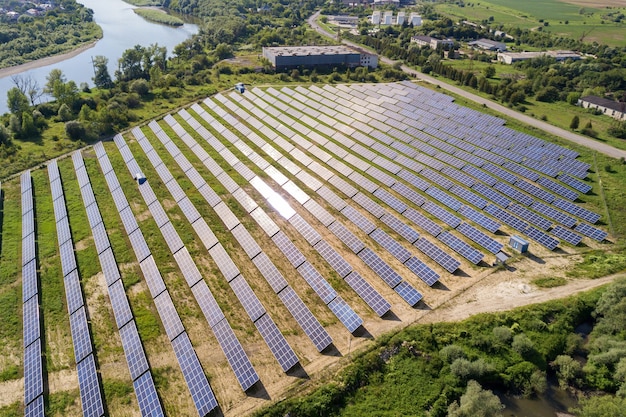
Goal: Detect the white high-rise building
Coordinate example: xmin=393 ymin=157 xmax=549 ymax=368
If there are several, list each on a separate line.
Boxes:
xmin=371 ymin=10 xmax=381 ymax=25
xmin=409 ymin=13 xmax=422 ymax=26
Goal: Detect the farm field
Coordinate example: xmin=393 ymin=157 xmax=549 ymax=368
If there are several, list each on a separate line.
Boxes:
xmin=0 ymin=81 xmax=618 ymax=417
xmin=434 ymin=0 xmax=626 ymax=46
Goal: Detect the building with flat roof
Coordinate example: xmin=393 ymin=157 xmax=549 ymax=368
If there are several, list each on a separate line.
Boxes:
xmin=262 ymin=45 xmax=378 ymax=70
xmin=497 ymin=50 xmax=583 ymax=64
xmin=411 ymin=35 xmax=454 ymax=50
xmin=468 ymin=38 xmax=507 ymax=52
xmin=578 ymin=96 xmax=626 ymax=121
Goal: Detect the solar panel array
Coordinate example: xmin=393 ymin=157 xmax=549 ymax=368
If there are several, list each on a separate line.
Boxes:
xmin=48 ymin=160 xmax=105 ymax=417
xmin=20 ymin=172 xmax=45 ymax=416
xmin=96 ymin=140 xmax=218 ymax=416
xmin=72 ymin=151 xmax=164 ymax=415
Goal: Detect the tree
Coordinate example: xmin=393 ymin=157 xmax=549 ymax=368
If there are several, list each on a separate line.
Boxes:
xmin=0 ymin=124 xmax=12 ymax=147
xmin=11 ymin=74 xmax=42 ymax=106
xmin=483 ymin=65 xmax=496 ymax=79
xmin=58 ymin=104 xmax=73 ymax=122
xmin=552 ymin=355 xmax=582 ymax=389
xmin=572 ymin=395 xmax=626 ymax=417
xmin=214 ymin=43 xmax=233 ymax=60
xmin=44 ymin=69 xmax=79 ymax=108
xmin=7 ymin=87 xmax=30 ymax=117
xmin=92 ymin=55 xmax=113 ymax=89
xmin=512 ymin=334 xmax=534 ymax=357
xmin=65 ymin=120 xmax=86 ymax=141
xmin=20 ymin=111 xmax=38 ymax=138
xmin=448 ymin=380 xmax=504 ymax=417
xmin=130 ymin=79 xmax=150 ymax=96
xmin=536 ymin=86 xmax=560 ymax=103
xmin=570 ymin=115 xmax=580 ymax=129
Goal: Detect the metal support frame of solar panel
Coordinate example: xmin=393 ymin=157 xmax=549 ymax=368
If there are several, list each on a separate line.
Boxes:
xmin=125 ymin=131 xmax=298 ymax=375
xmin=47 ymin=161 xmax=105 ymax=417
xmin=199 ymin=93 xmax=404 ymax=316
xmin=96 ymin=142 xmax=219 ymax=414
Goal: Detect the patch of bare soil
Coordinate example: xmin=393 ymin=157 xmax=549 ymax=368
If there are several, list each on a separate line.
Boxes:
xmin=558 ymin=0 xmax=626 ymax=7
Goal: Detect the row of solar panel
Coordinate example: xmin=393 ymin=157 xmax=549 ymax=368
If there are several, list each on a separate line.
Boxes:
xmin=97 ymin=141 xmax=219 ymax=416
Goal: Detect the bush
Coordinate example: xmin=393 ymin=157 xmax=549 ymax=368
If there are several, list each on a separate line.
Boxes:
xmin=65 ymin=120 xmax=86 ymax=141
xmin=130 ymin=79 xmax=150 ymax=97
xmin=512 ymin=334 xmax=535 ymax=357
xmin=536 ymin=86 xmax=560 ymax=103
xmin=570 ymin=115 xmax=580 ymax=129
xmin=440 ymin=344 xmax=467 ymax=363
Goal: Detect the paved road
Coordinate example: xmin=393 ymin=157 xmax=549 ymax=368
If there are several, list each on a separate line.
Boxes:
xmin=307 ymin=12 xmax=626 ymax=160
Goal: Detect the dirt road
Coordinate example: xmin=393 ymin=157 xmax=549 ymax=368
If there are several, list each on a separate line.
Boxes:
xmin=307 ymin=12 xmax=626 ymax=161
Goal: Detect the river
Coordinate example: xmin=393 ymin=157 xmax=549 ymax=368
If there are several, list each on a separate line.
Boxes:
xmin=0 ymin=0 xmax=199 ymax=114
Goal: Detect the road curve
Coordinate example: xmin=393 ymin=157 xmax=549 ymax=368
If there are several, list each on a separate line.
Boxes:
xmin=307 ymin=12 xmax=626 ymax=160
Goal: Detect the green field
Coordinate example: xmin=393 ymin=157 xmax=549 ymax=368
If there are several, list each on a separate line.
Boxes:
xmin=435 ymin=0 xmax=626 ymax=46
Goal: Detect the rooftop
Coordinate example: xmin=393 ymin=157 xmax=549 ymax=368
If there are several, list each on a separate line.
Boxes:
xmin=581 ymin=96 xmax=626 ymax=113
xmin=263 ymin=45 xmax=360 ymax=56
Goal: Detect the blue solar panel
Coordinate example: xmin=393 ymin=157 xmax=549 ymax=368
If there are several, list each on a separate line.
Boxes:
xmin=414 ymin=237 xmax=460 ymax=273
xmin=391 ymin=182 xmax=426 ymax=207
xmin=230 ymin=275 xmax=266 ymax=322
xmin=515 ymin=180 xmax=556 ymax=203
xmin=553 ymin=199 xmax=601 ymax=224
xmin=327 ymin=296 xmax=363 ymax=333
xmin=344 ymin=271 xmax=391 ymax=317
xmin=440 ymin=166 xmax=474 ymax=187
xmin=524 ymin=226 xmax=560 ymax=250
xmin=404 ymin=208 xmax=443 ymax=237
xmin=380 ymin=213 xmax=420 ymax=244
xmin=370 ymin=228 xmax=412 ymax=263
xmin=449 ymin=185 xmax=488 ymax=209
xmin=22 ymin=233 xmax=35 ymax=267
xmin=209 ymin=244 xmax=241 ymax=282
xmin=133 ymin=371 xmax=165 ymax=417
xmin=297 ymin=261 xmax=338 ymax=305
xmin=99 ymin=247 xmax=121 ymax=287
xmin=22 ymin=299 xmax=40 ymax=348
xmin=482 ymin=163 xmax=517 ymax=184
xmin=70 ymin=306 xmax=93 ymax=363
xmin=502 ymin=161 xmax=540 ymax=182
xmin=557 ymin=174 xmax=592 ymax=194
xmin=170 ymin=332 xmax=218 ymax=416
xmin=575 ymin=223 xmax=608 ymax=242
xmin=317 ymin=185 xmax=348 ymax=211
xmin=64 ymin=270 xmax=84 ymax=315
xmin=352 ymin=192 xmax=387 ymax=219
xmin=119 ymin=321 xmax=150 ymax=380
xmin=397 ymin=170 xmax=430 ymax=191
xmin=289 ymin=214 xmax=322 ymax=246
xmin=472 ymin=183 xmax=511 ymax=208
xmin=437 ymin=231 xmax=484 ymax=264
xmin=537 ymin=177 xmax=578 ymax=201
xmin=24 ymin=392 xmax=44 ymax=417
xmin=211 ymin=318 xmax=259 ymax=390
xmin=314 ymin=239 xmax=353 ymax=278
xmin=404 ymin=256 xmax=440 ymax=286
xmin=422 ymin=201 xmax=461 ymax=228
xmin=272 ymin=231 xmax=307 ymax=268
xmin=303 ymin=199 xmax=336 ymax=227
xmin=23 ymin=339 xmax=43 ymax=406
xmin=22 ymin=259 xmax=38 ymax=304
xmin=508 ymin=204 xmax=553 ymax=230
xmin=551 ymin=225 xmax=583 ymax=246
xmin=456 ymin=222 xmax=503 ymax=254
xmin=425 ymin=187 xmax=463 ymax=211
xmin=373 ymin=188 xmax=408 ymax=213
xmin=328 ymin=221 xmax=366 ymax=254
xmin=128 ymin=229 xmax=151 ymax=263
xmin=341 ymin=205 xmax=376 ymax=235
xmin=76 ymin=353 xmax=104 ymax=417
xmin=358 ymin=247 xmax=403 ymax=288
xmin=493 ymin=182 xmax=534 ymax=206
xmin=255 ymin=313 xmax=299 ymax=372
xmin=484 ymin=204 xmax=528 ymax=232
xmin=140 ymin=256 xmax=167 ymax=299
xmin=421 ymin=168 xmax=455 ymax=189
xmin=153 ymin=291 xmax=185 ymax=341
xmin=393 ymin=280 xmax=423 ymax=306
xmin=462 ymin=165 xmax=497 ymax=186
xmin=531 ymin=201 xmax=577 ymax=228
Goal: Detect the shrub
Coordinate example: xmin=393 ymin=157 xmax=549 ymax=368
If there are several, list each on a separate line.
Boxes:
xmin=65 ymin=120 xmax=86 ymax=141
xmin=512 ymin=334 xmax=535 ymax=357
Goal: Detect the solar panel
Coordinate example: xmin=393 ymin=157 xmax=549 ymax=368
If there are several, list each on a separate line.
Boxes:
xmin=197 ymin=183 xmax=222 ymax=208
xmin=59 ymin=240 xmax=77 ymax=277
xmin=537 ymin=177 xmax=578 ymax=201
xmin=328 ymin=175 xmax=358 ymax=198
xmin=22 ymin=188 xmax=34 ymax=214
xmin=472 ymin=183 xmax=511 ymax=208
xmin=277 ymin=286 xmax=333 ymax=351
xmin=210 ymin=318 xmax=259 ymax=391
xmin=64 ymin=270 xmax=84 ymax=316
xmin=358 ymin=247 xmax=402 ymax=288
xmin=425 ymin=187 xmax=463 ymax=211
xmin=118 ymin=321 xmax=150 ymax=380
xmin=297 ymin=261 xmax=338 ymax=304
xmin=132 ymin=371 xmax=164 ymax=417
xmin=314 ymin=239 xmax=353 ymax=278
xmin=24 ymin=392 xmax=44 ymax=417
xmin=232 ymin=189 xmax=259 ymax=214
xmin=99 ymin=247 xmax=121 ymax=287
xmin=531 ymin=201 xmax=577 ymax=228
xmin=170 ymin=332 xmax=218 ymax=416
xmin=437 ymin=231 xmax=484 ymax=264
xmin=213 ymin=201 xmax=241 ymax=231
xmin=393 ymin=280 xmax=423 ymax=306
xmin=255 ymin=313 xmax=299 ymax=372
xmin=177 ymin=197 xmax=202 ymax=224
xmin=341 ymin=205 xmax=376 ymax=235
xmin=209 ymin=244 xmax=241 ymax=282
xmin=404 ymin=256 xmax=440 ymax=286
xmin=380 ymin=213 xmax=420 ymax=244
xmin=370 ymin=228 xmax=412 ymax=263
xmin=422 ymin=201 xmax=461 ymax=228
xmin=575 ymin=223 xmax=608 ymax=242
xmin=502 ymin=161 xmax=540 ymax=182
xmin=456 ymin=222 xmax=503 ymax=254
xmin=484 ymin=204 xmax=528 ymax=232
xmin=404 ymin=208 xmax=443 ymax=237
xmin=23 ymin=296 xmax=40 ymax=348
xmin=231 ymin=224 xmax=263 ymax=259
xmin=22 ymin=233 xmax=35 ymax=266
xmin=462 ymin=165 xmax=497 ymax=186
xmin=22 ymin=209 xmax=35 ymax=237
xmin=396 ymin=170 xmax=430 ymax=191
xmin=303 ymin=199 xmax=336 ymax=227
xmin=128 ymin=229 xmax=151 ymax=263
xmin=557 ymin=174 xmax=592 ymax=194
xmin=449 ymin=185 xmax=487 ymax=209
xmin=139 ymin=256 xmax=167 ymax=299
xmin=289 ymin=214 xmax=322 ymax=246
xmin=551 ymin=225 xmax=583 ymax=246
xmin=230 ymin=275 xmax=266 ymax=322
xmin=107 ymin=279 xmax=132 ymax=330
xmin=515 ymin=180 xmax=556 ymax=203
xmin=373 ymin=188 xmax=408 ymax=213
xmin=414 ymin=237 xmax=460 ymax=273
xmin=22 ymin=259 xmax=38 ymax=302
xmin=508 ymin=204 xmax=552 ymax=230
xmin=493 ymin=182 xmax=534 ymax=206
xmin=328 ymin=221 xmax=365 ymax=254
xmin=553 ymin=199 xmax=601 ymax=224
xmin=317 ymin=185 xmax=348 ymax=211
xmin=56 ymin=220 xmax=72 ymax=248
xmin=391 ymin=182 xmax=426 ymax=207
xmin=352 ymin=192 xmax=387 ymax=219
xmin=524 ymin=226 xmax=560 ymax=250
xmin=327 ymin=296 xmax=363 ymax=333
xmin=24 ymin=339 xmax=43 ymax=405
xmin=271 ymin=231 xmax=306 ymax=268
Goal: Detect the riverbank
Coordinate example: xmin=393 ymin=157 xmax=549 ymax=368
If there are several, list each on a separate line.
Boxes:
xmin=0 ymin=41 xmax=98 ymax=80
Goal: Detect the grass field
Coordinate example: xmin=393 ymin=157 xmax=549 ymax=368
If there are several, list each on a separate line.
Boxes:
xmin=0 ymin=80 xmax=624 ymax=416
xmin=435 ymin=0 xmax=626 ymax=46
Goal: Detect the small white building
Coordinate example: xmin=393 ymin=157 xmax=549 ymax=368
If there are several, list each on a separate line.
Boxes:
xmin=383 ymin=11 xmax=393 ymax=25
xmin=409 ymin=13 xmax=422 ymax=26
xmin=397 ymin=11 xmax=405 ymax=25
xmin=371 ymin=10 xmax=381 ymax=25
xmin=578 ymin=96 xmax=626 ymax=121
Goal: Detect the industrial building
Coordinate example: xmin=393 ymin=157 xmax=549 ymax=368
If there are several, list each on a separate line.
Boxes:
xmin=497 ymin=50 xmax=583 ymax=64
xmin=262 ymin=45 xmax=378 ymax=70
xmin=468 ymin=38 xmax=507 ymax=52
xmin=411 ymin=35 xmax=454 ymax=50
xmin=578 ymin=96 xmax=626 ymax=121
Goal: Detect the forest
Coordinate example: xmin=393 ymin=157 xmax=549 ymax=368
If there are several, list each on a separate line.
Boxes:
xmin=254 ymin=278 xmax=626 ymax=417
